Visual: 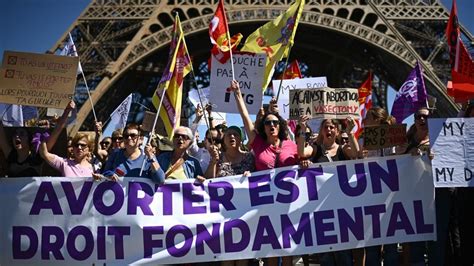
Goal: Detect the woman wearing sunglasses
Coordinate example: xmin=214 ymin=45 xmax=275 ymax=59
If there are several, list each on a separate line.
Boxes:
xmin=228 ymin=80 xmax=297 ymax=266
xmin=157 ymin=126 xmax=205 ymax=181
xmin=357 ymin=107 xmax=399 ymax=266
xmin=40 ymin=132 xmax=95 ymax=177
xmin=404 ymin=107 xmax=448 ymax=266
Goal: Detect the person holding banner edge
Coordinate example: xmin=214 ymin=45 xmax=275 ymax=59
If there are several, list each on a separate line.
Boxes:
xmin=297 ymin=115 xmax=358 ymax=266
xmin=358 ymin=107 xmax=400 ymax=266
xmin=228 ymin=79 xmax=297 ymax=266
xmin=404 ymin=107 xmax=453 ymax=266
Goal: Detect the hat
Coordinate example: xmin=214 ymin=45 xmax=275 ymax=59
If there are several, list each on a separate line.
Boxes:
xmin=225 ymin=126 xmax=243 ymax=139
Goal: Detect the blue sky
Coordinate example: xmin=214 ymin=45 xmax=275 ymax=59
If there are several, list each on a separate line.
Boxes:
xmin=0 ymin=0 xmax=472 ymax=134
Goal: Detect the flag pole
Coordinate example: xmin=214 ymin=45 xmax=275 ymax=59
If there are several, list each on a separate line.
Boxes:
xmin=80 ymin=70 xmax=98 ymax=122
xmin=68 ymin=33 xmax=98 ymax=122
xmin=275 ymin=47 xmax=293 ymax=101
xmin=221 ymin=0 xmax=235 ymax=81
xmin=178 ymin=13 xmax=212 ymax=138
xmin=139 ymin=86 xmax=168 ymax=176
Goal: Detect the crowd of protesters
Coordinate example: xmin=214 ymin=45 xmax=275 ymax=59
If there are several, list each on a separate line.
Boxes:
xmin=1 ymin=80 xmax=474 ymax=266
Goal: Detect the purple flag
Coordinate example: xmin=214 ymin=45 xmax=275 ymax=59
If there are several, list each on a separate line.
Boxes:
xmin=390 ymin=61 xmax=428 ymax=123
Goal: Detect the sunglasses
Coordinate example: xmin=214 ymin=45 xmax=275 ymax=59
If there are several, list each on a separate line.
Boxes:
xmin=174 ymin=133 xmax=190 ymax=140
xmin=415 ymin=114 xmax=429 ymax=120
xmin=123 ymin=133 xmax=139 ymax=139
xmin=341 ymin=137 xmax=349 ymax=142
xmin=100 ymin=141 xmax=111 ymax=145
xmin=264 ymin=120 xmax=279 ymax=126
xmin=74 ymin=143 xmax=88 ymax=149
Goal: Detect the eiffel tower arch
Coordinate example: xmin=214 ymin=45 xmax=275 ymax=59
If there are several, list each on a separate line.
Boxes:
xmin=50 ymin=0 xmax=474 ymax=135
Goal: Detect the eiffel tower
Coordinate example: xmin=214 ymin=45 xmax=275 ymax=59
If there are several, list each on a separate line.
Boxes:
xmin=49 ymin=0 xmax=474 ymax=135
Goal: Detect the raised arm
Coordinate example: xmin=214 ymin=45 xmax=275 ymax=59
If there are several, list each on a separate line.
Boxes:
xmin=39 ymin=142 xmax=57 ymax=166
xmin=342 ymin=116 xmax=360 ymax=160
xmin=297 ymin=115 xmax=315 ymax=159
xmin=204 ymin=145 xmax=219 ymax=179
xmin=93 ymin=121 xmax=109 ymax=162
xmin=189 ymin=105 xmax=203 ymax=156
xmin=46 ymin=100 xmax=75 ymax=150
xmin=228 ymin=80 xmax=257 ymax=145
xmin=205 ymin=104 xmax=216 ymax=129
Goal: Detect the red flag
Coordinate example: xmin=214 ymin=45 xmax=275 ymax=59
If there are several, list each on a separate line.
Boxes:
xmin=354 ymin=73 xmax=372 ymax=138
xmin=209 ymin=0 xmax=242 ymax=63
xmin=279 ymin=60 xmax=302 ymax=79
xmin=446 ymin=0 xmax=474 ymax=102
xmin=211 ymin=33 xmax=242 ymax=64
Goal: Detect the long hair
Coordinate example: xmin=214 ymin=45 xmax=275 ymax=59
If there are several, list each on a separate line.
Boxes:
xmin=366 ymin=107 xmax=395 ymax=125
xmin=256 ymin=113 xmax=289 ymax=141
xmin=315 ymin=119 xmax=341 ymax=145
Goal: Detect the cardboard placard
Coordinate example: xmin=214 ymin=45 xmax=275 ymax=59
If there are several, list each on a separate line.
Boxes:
xmin=271 ymin=77 xmax=327 ymax=119
xmin=141 ymin=111 xmax=156 ymax=133
xmin=363 ymin=124 xmax=407 ymax=150
xmin=289 ymin=87 xmax=359 ymax=119
xmin=209 ymin=53 xmax=265 ymax=115
xmin=0 ymin=51 xmax=78 ymax=108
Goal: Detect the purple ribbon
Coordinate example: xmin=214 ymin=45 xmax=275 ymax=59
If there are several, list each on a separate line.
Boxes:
xmin=31 ymin=132 xmax=50 ymax=153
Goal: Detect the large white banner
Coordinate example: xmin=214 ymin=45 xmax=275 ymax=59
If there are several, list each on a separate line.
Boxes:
xmin=271 ymin=77 xmax=327 ymax=119
xmin=209 ymin=53 xmax=265 ymax=115
xmin=429 ymin=117 xmax=474 ymax=187
xmin=0 ymin=155 xmax=435 ymax=265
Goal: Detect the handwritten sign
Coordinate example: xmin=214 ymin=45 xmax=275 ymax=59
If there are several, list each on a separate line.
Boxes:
xmin=0 ymin=51 xmax=78 ymax=108
xmin=271 ymin=77 xmax=327 ymax=119
xmin=429 ymin=117 xmax=474 ymax=187
xmin=363 ymin=124 xmax=407 ymax=150
xmin=289 ymin=87 xmax=359 ymax=119
xmin=209 ymin=53 xmax=265 ymax=115
xmin=141 ymin=111 xmax=156 ymax=132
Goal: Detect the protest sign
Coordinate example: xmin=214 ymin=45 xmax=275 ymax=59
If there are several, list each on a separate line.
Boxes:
xmin=141 ymin=111 xmax=156 ymax=132
xmin=429 ymin=117 xmax=474 ymax=187
xmin=363 ymin=124 xmax=407 ymax=150
xmin=0 ymin=155 xmax=435 ymax=265
xmin=0 ymin=51 xmax=78 ymax=109
xmin=209 ymin=53 xmax=265 ymax=114
xmin=289 ymin=87 xmax=359 ymax=119
xmin=188 ymin=87 xmax=226 ymax=125
xmin=272 ymin=77 xmax=327 ymax=119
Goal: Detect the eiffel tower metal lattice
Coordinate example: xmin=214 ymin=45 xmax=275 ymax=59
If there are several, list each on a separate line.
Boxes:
xmin=50 ymin=0 xmax=474 ymax=135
